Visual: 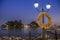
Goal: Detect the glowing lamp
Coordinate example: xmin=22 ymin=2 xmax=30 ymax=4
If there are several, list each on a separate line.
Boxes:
xmin=34 ymin=2 xmax=39 ymax=8
xmin=46 ymin=3 xmax=51 ymax=9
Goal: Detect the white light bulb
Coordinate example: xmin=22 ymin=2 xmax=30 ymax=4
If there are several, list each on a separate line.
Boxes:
xmin=46 ymin=4 xmax=51 ymax=9
xmin=34 ymin=2 xmax=39 ymax=8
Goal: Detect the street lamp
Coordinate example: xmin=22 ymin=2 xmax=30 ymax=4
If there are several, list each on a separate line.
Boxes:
xmin=34 ymin=1 xmax=39 ymax=8
xmin=34 ymin=2 xmax=51 ymax=11
xmin=34 ymin=1 xmax=51 ymax=40
xmin=54 ymin=24 xmax=57 ymax=40
xmin=46 ymin=2 xmax=51 ymax=9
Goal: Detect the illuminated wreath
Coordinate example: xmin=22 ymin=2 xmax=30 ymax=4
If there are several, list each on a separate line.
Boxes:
xmin=36 ymin=12 xmax=52 ymax=29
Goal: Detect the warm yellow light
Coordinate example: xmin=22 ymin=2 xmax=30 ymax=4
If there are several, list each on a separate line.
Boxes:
xmin=36 ymin=12 xmax=52 ymax=29
xmin=24 ymin=24 xmax=30 ymax=29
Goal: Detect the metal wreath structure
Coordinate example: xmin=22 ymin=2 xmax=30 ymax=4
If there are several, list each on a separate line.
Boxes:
xmin=36 ymin=12 xmax=52 ymax=29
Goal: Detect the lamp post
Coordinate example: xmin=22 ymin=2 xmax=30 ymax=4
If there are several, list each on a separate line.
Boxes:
xmin=34 ymin=1 xmax=51 ymax=11
xmin=34 ymin=1 xmax=51 ymax=40
xmin=54 ymin=24 xmax=57 ymax=40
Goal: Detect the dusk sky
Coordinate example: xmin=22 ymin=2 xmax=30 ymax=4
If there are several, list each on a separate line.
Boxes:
xmin=0 ymin=0 xmax=60 ymax=25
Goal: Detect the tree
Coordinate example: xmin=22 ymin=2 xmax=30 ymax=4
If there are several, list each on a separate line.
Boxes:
xmin=30 ymin=21 xmax=38 ymax=30
xmin=4 ymin=20 xmax=23 ymax=29
xmin=13 ymin=20 xmax=23 ymax=29
xmin=4 ymin=20 xmax=23 ymax=36
xmin=5 ymin=21 xmax=14 ymax=29
xmin=1 ymin=24 xmax=6 ymax=29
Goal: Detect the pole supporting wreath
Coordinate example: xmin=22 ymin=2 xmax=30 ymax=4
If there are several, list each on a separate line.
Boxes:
xmin=36 ymin=12 xmax=52 ymax=29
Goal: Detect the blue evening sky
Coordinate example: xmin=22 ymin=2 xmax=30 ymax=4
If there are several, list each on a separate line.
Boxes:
xmin=0 ymin=0 xmax=60 ymax=25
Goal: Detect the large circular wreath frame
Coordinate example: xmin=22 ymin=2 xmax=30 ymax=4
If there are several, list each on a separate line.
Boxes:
xmin=36 ymin=12 xmax=52 ymax=29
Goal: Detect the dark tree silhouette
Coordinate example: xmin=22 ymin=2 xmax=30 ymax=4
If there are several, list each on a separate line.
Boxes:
xmin=30 ymin=21 xmax=38 ymax=30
